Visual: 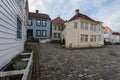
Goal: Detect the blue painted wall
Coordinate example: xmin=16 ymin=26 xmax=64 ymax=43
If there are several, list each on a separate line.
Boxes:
xmin=27 ymin=17 xmax=51 ymax=39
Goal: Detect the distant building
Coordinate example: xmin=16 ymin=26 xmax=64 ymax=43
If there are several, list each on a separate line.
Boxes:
xmin=111 ymin=32 xmax=120 ymax=44
xmin=62 ymin=9 xmax=104 ymax=48
xmin=103 ymin=26 xmax=113 ymax=44
xmin=51 ymin=17 xmax=65 ymax=42
xmin=27 ymin=10 xmax=51 ymax=42
xmin=0 ymin=0 xmax=28 ymax=69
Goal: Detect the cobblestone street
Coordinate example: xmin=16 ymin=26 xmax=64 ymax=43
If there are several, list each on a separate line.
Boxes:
xmin=37 ymin=43 xmax=120 ymax=80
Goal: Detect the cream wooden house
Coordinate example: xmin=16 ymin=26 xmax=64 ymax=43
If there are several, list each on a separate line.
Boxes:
xmin=51 ymin=17 xmax=65 ymax=42
xmin=62 ymin=9 xmax=104 ymax=48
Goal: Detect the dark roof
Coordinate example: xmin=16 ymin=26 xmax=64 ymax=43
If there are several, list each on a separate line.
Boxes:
xmin=28 ymin=12 xmax=51 ymax=19
xmin=69 ymin=12 xmax=97 ymax=22
xmin=52 ymin=17 xmax=65 ymax=24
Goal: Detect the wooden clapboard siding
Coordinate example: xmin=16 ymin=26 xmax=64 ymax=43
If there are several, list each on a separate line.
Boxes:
xmin=0 ymin=0 xmax=27 ymax=69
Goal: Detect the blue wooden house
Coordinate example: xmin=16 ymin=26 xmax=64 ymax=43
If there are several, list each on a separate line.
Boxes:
xmin=27 ymin=10 xmax=51 ymax=42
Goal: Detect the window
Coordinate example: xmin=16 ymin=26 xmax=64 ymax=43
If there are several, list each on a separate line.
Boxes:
xmin=54 ymin=33 xmax=57 ymax=38
xmin=74 ymin=22 xmax=78 ymax=29
xmin=99 ymin=35 xmax=101 ymax=41
xmin=36 ymin=30 xmax=41 ymax=37
xmin=90 ymin=24 xmax=96 ymax=31
xmin=90 ymin=24 xmax=93 ymax=31
xmin=81 ymin=34 xmax=84 ymax=42
xmin=58 ymin=25 xmax=61 ymax=30
xmin=81 ymin=34 xmax=88 ymax=42
xmin=42 ymin=30 xmax=47 ymax=37
xmin=99 ymin=26 xmax=101 ymax=31
xmin=90 ymin=35 xmax=96 ymax=42
xmin=42 ymin=20 xmax=47 ymax=27
xmin=17 ymin=17 xmax=22 ymax=39
xmin=93 ymin=25 xmax=96 ymax=31
xmin=85 ymin=35 xmax=88 ymax=41
xmin=85 ymin=22 xmax=88 ymax=30
xmin=54 ymin=25 xmax=57 ymax=30
xmin=81 ymin=22 xmax=84 ymax=29
xmin=94 ymin=35 xmax=96 ymax=41
xmin=27 ymin=19 xmax=32 ymax=26
xmin=58 ymin=33 xmax=61 ymax=38
xmin=36 ymin=19 xmax=41 ymax=26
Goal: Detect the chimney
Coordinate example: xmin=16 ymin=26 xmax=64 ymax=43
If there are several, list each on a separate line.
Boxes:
xmin=75 ymin=9 xmax=79 ymax=15
xmin=36 ymin=10 xmax=39 ymax=13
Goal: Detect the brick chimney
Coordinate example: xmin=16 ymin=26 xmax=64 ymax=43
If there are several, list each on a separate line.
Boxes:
xmin=75 ymin=9 xmax=79 ymax=15
xmin=36 ymin=10 xmax=39 ymax=13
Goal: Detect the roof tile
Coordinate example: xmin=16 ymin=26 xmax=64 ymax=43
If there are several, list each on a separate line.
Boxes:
xmin=52 ymin=17 xmax=65 ymax=24
xmin=29 ymin=12 xmax=50 ymax=19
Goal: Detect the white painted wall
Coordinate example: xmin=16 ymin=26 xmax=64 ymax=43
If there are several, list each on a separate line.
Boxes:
xmin=0 ymin=0 xmax=28 ymax=69
xmin=64 ymin=19 xmax=104 ymax=48
xmin=104 ymin=28 xmax=112 ymax=43
xmin=51 ymin=23 xmax=63 ymax=41
xmin=111 ymin=35 xmax=120 ymax=44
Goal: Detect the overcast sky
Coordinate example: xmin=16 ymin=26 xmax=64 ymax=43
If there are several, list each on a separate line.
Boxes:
xmin=29 ymin=0 xmax=120 ymax=32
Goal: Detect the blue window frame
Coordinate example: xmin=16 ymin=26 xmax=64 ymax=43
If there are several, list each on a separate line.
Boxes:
xmin=27 ymin=18 xmax=32 ymax=26
xmin=17 ymin=17 xmax=22 ymax=39
xmin=42 ymin=20 xmax=47 ymax=27
xmin=36 ymin=30 xmax=41 ymax=37
xmin=36 ymin=19 xmax=41 ymax=26
xmin=42 ymin=30 xmax=47 ymax=37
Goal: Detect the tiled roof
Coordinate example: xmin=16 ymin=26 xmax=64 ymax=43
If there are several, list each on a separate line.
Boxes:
xmin=29 ymin=12 xmax=51 ymax=19
xmin=104 ymin=26 xmax=112 ymax=33
xmin=69 ymin=12 xmax=96 ymax=22
xmin=52 ymin=17 xmax=65 ymax=24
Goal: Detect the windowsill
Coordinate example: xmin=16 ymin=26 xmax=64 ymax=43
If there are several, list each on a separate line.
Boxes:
xmin=28 ymin=25 xmax=32 ymax=26
xmin=42 ymin=26 xmax=46 ymax=27
xmin=15 ymin=38 xmax=23 ymax=41
xmin=36 ymin=25 xmax=41 ymax=27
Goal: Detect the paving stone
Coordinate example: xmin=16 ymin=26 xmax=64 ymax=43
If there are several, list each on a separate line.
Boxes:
xmin=29 ymin=43 xmax=120 ymax=80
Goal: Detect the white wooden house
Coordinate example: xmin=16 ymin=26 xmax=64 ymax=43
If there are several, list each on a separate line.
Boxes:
xmin=111 ymin=32 xmax=120 ymax=44
xmin=62 ymin=9 xmax=104 ymax=48
xmin=103 ymin=26 xmax=113 ymax=44
xmin=51 ymin=17 xmax=65 ymax=42
xmin=0 ymin=0 xmax=28 ymax=69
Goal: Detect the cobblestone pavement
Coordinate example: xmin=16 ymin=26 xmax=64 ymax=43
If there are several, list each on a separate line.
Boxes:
xmin=39 ymin=43 xmax=120 ymax=80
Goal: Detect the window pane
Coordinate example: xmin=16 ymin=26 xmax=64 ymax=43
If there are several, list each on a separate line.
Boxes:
xmin=36 ymin=30 xmax=41 ymax=37
xmin=54 ymin=33 xmax=57 ymax=38
xmin=58 ymin=25 xmax=61 ymax=30
xmin=42 ymin=20 xmax=47 ymax=27
xmin=81 ymin=34 xmax=84 ymax=42
xmin=54 ymin=25 xmax=57 ymax=30
xmin=90 ymin=24 xmax=93 ymax=31
xmin=17 ymin=17 xmax=22 ymax=39
xmin=81 ymin=22 xmax=84 ymax=29
xmin=85 ymin=35 xmax=88 ymax=41
xmin=42 ymin=30 xmax=47 ymax=37
xmin=36 ymin=19 xmax=41 ymax=26
xmin=85 ymin=23 xmax=88 ymax=30
xmin=28 ymin=19 xmax=32 ymax=26
xmin=93 ymin=25 xmax=96 ymax=31
xmin=58 ymin=33 xmax=61 ymax=38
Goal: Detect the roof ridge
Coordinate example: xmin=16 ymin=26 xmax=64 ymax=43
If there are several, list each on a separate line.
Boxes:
xmin=69 ymin=12 xmax=97 ymax=22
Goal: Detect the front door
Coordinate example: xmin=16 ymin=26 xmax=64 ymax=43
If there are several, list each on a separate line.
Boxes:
xmin=27 ymin=29 xmax=33 ymax=39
